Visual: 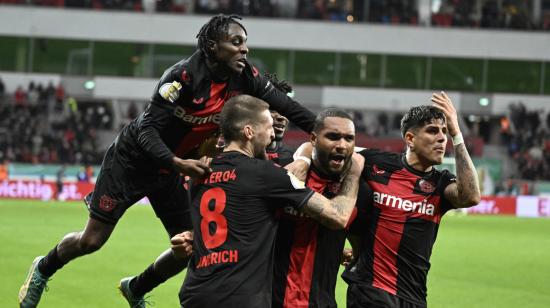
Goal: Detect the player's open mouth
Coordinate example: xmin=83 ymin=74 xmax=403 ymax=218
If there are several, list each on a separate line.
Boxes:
xmin=273 ymin=124 xmax=285 ymax=133
xmin=434 ymin=147 xmax=445 ymax=153
xmin=329 ymin=154 xmax=346 ymax=167
xmin=236 ymin=58 xmax=246 ymax=68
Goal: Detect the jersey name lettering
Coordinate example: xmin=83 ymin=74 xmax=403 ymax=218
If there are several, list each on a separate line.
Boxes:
xmin=373 ymin=191 xmax=435 ymax=216
xmin=203 ymin=169 xmax=237 ymax=184
xmin=196 ymin=249 xmax=239 ymax=269
xmin=173 ymin=106 xmax=221 ymax=125
xmin=283 ymin=205 xmax=309 ymax=218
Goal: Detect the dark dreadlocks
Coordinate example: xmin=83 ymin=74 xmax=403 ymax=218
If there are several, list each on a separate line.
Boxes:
xmin=196 ymin=14 xmax=247 ymax=60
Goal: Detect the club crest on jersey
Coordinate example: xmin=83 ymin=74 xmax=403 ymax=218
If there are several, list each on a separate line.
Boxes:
xmin=99 ymin=195 xmax=117 ymax=212
xmin=328 ymin=182 xmax=341 ymax=194
xmin=372 ymin=165 xmax=385 ymax=175
xmin=192 ymin=97 xmax=204 ymax=105
xmin=418 ymin=179 xmax=436 ymax=193
xmin=287 ymin=171 xmax=305 ymax=189
xmin=159 ymin=81 xmax=182 ymax=103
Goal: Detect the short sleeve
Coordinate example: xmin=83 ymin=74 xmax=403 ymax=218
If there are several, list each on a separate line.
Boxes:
xmin=257 ymin=161 xmax=314 ymax=209
xmin=438 ymin=169 xmax=457 ymax=211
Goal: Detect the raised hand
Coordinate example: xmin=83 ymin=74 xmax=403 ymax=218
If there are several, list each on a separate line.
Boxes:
xmin=171 ymin=231 xmax=194 ymax=259
xmin=284 ymin=159 xmax=310 ymax=181
xmin=172 ymin=157 xmax=212 ymax=178
xmin=341 ymin=248 xmax=354 ymax=266
xmin=431 ymin=91 xmax=460 ymax=137
xmin=349 ymin=153 xmax=365 ymax=177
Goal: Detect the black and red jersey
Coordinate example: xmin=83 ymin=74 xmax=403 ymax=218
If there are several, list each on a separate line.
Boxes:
xmin=272 ymin=166 xmax=368 ymax=308
xmin=114 ymin=50 xmax=315 ymax=174
xmin=343 ymin=148 xmax=456 ymax=306
xmin=179 ymin=151 xmax=314 ymax=307
xmin=266 ymin=142 xmax=295 ymax=167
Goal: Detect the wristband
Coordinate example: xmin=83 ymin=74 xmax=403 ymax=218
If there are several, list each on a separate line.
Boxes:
xmin=294 ymin=155 xmax=311 ymax=165
xmin=452 ymin=133 xmax=464 ymax=146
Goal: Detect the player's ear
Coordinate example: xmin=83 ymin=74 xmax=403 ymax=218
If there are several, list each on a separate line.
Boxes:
xmin=243 ymin=125 xmax=254 ymax=140
xmin=310 ymin=132 xmax=317 ymax=146
xmin=404 ymin=130 xmax=415 ymax=150
xmin=207 ymin=40 xmax=217 ymax=53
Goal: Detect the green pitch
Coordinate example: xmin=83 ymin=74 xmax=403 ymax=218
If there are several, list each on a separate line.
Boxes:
xmin=1 ymin=200 xmax=549 ymax=307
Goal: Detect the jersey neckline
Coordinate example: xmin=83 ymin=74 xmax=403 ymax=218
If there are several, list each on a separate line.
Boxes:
xmin=400 ymin=153 xmax=435 ymax=178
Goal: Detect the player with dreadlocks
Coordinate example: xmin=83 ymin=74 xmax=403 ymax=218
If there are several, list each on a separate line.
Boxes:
xmin=265 ymin=73 xmax=296 ymax=166
xmin=19 ymin=14 xmax=315 ymax=308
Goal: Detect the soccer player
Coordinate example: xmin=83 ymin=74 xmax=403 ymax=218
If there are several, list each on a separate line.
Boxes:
xmin=18 ymin=14 xmax=316 ymax=308
xmin=267 ymin=110 xmax=294 ymax=165
xmin=177 ymin=95 xmax=363 ymax=307
xmin=272 ymin=108 xmax=369 ymax=308
xmin=264 ymin=73 xmax=295 ymax=166
xmin=343 ymin=92 xmax=481 ymax=308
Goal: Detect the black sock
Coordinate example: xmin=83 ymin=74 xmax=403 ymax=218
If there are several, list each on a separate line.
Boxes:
xmin=131 ymin=263 xmax=167 ymax=297
xmin=38 ymin=245 xmax=67 ymax=277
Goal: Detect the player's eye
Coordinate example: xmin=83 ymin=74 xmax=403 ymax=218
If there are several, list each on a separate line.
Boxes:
xmin=427 ymin=127 xmax=438 ymax=134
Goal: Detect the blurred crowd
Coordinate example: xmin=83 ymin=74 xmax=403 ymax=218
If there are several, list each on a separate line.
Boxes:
xmin=0 ymin=78 xmax=106 ymax=165
xmin=3 ymin=75 xmax=550 ymax=186
xmin=501 ymin=102 xmax=550 ymax=181
xmin=1 ymin=0 xmax=549 ymax=30
xmin=432 ymin=0 xmax=549 ymax=30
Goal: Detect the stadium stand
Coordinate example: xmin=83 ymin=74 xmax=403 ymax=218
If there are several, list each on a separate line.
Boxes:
xmin=0 ymin=82 xmax=106 ymax=164
xmin=1 ymin=4 xmax=550 ymax=308
xmin=502 ymin=102 xmax=550 ymax=181
xmin=1 ymin=0 xmax=549 ymax=30
xmin=0 ymin=2 xmax=548 ymax=190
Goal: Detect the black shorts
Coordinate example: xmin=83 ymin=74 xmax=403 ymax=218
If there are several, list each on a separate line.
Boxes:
xmin=85 ymin=144 xmax=192 ymax=237
xmin=347 ymin=284 xmax=426 ymax=308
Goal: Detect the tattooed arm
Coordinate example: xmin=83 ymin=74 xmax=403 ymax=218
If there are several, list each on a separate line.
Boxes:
xmin=301 ymin=153 xmax=364 ymax=229
xmin=444 ymin=144 xmax=481 ymax=208
xmin=432 ymin=92 xmax=481 ymax=208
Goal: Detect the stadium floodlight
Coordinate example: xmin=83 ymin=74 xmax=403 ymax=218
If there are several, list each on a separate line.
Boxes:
xmin=479 ymin=97 xmax=490 ymax=106
xmin=84 ymin=80 xmax=95 ymax=90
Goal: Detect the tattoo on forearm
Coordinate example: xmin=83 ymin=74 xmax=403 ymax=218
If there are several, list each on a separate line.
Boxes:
xmin=306 ymin=194 xmax=326 ymax=217
xmin=454 ymin=143 xmax=480 ymax=206
xmin=303 ymin=175 xmax=360 ymax=229
xmin=338 ymin=174 xmax=357 ymax=196
xmin=304 ymin=193 xmax=336 ymax=228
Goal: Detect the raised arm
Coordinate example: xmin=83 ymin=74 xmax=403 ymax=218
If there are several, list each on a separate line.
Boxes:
xmin=431 ymin=92 xmax=481 ymax=208
xmin=301 ymin=153 xmax=364 ymax=229
xmin=250 ymin=68 xmax=316 ymax=132
xmin=284 ymin=142 xmax=313 ymax=181
xmin=137 ymin=104 xmax=211 ymax=177
xmin=137 ymin=69 xmax=211 ymax=177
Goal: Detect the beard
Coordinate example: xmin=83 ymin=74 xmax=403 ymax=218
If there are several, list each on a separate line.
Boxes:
xmin=316 ymin=151 xmax=352 ymax=178
xmin=253 ymin=141 xmax=268 ymax=160
xmin=255 ymin=148 xmax=267 ymax=160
